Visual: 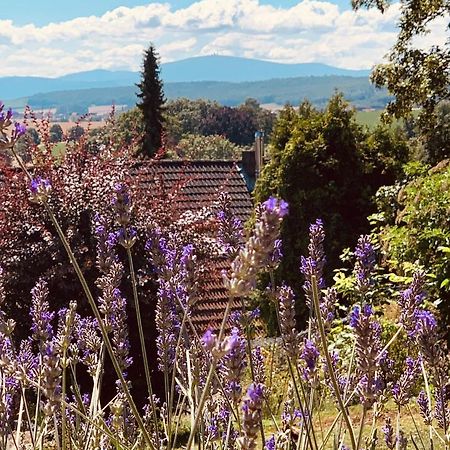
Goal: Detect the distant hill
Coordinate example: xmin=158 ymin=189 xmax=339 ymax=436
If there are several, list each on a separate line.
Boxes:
xmin=12 ymin=76 xmax=388 ymax=113
xmin=161 ymin=55 xmax=371 ymax=82
xmin=0 ymin=55 xmax=371 ymax=100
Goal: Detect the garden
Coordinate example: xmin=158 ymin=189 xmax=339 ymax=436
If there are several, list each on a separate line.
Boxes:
xmin=0 ymin=90 xmax=449 ymax=450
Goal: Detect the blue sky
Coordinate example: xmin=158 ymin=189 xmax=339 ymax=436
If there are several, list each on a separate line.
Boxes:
xmin=0 ymin=0 xmax=440 ymax=78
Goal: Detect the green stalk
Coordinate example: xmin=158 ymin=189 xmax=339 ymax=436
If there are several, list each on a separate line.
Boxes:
xmin=407 ymin=405 xmax=427 ymax=450
xmin=395 ymin=406 xmax=401 ymax=450
xmin=9 ymin=146 xmax=155 ymax=450
xmin=15 ymin=394 xmax=24 ymax=447
xmin=270 ymin=270 xmax=316 ymax=450
xmin=421 ymin=360 xmax=434 ymax=449
xmin=185 ymin=295 xmax=235 ymax=450
xmin=376 ymin=324 xmax=403 ymax=361
xmin=53 ymin=415 xmax=61 ymax=450
xmin=311 ymin=275 xmax=357 ymax=450
xmin=19 ymin=385 xmax=35 ymax=449
xmin=125 ymin=246 xmax=160 ymax=448
xmin=61 ymin=355 xmax=67 ymax=450
xmin=243 ymin=306 xmax=266 ymax=446
xmin=356 ymin=406 xmax=367 ymax=450
xmin=167 ymin=298 xmax=191 ymax=449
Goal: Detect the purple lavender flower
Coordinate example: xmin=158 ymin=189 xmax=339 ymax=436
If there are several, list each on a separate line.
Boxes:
xmin=0 ymin=103 xmax=13 ymax=124
xmin=434 ymin=386 xmax=449 ymax=431
xmin=251 ymin=346 xmax=265 ymax=384
xmin=112 ymin=182 xmax=131 ymax=226
xmin=116 ymin=226 xmax=137 ymax=249
xmin=320 ymin=287 xmax=336 ymax=330
xmin=399 ymin=271 xmax=426 ymax=336
xmin=263 ymin=197 xmax=289 ymax=217
xmin=354 ymin=234 xmax=376 ymax=294
xmin=415 ymin=309 xmax=440 ymax=365
xmin=349 ymin=303 xmax=384 ymax=406
xmin=268 ymin=238 xmax=283 ymax=268
xmin=202 ymin=329 xmax=217 ymax=352
xmin=265 ymin=435 xmax=276 ymax=450
xmin=30 ymin=279 xmax=54 ymax=344
xmin=417 ymin=390 xmax=432 ymax=425
xmin=16 ymin=339 xmax=37 ymax=386
xmin=301 ymin=339 xmax=320 ymax=386
xmin=11 ymin=122 xmax=26 ymax=140
xmin=223 ymin=197 xmax=288 ymax=297
xmin=41 ymin=342 xmax=62 ymax=416
xmin=109 ymin=288 xmax=133 ymax=372
xmin=75 ymin=316 xmax=102 ymax=377
xmin=239 ymin=383 xmax=264 ymax=450
xmin=392 ymin=357 xmax=421 ymax=406
xmin=216 ymin=192 xmax=243 ymax=256
xmin=300 ymin=219 xmax=326 ymax=308
xmin=94 ymin=223 xmax=132 ymax=373
xmin=382 ymin=418 xmax=395 ymax=449
xmin=221 ymin=327 xmax=247 ymax=404
xmin=155 ymin=281 xmax=179 ymax=372
xmin=94 ymin=213 xmax=117 ymax=273
xmin=29 ymin=177 xmax=52 ymax=203
xmin=277 ymin=284 xmax=300 ymax=359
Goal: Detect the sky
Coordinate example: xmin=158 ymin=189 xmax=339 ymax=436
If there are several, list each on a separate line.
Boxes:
xmin=0 ymin=0 xmax=446 ymax=77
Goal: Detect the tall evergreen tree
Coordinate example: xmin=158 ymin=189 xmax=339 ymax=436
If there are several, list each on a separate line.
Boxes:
xmin=136 ymin=45 xmax=165 ymax=157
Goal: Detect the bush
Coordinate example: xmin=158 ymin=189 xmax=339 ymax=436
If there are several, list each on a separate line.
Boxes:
xmin=372 ymin=159 xmax=450 ymax=332
xmin=173 ymin=134 xmax=243 ymax=160
xmin=254 ymin=95 xmax=410 ymax=319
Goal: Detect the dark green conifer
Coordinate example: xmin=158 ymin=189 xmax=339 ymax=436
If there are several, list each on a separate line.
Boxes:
xmin=136 ymin=45 xmax=165 ymax=157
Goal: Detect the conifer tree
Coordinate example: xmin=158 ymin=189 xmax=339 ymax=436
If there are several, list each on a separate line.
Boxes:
xmin=136 ymin=45 xmax=165 ymax=157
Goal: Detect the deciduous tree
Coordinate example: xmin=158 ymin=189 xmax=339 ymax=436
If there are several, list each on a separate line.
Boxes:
xmin=353 ymin=0 xmax=450 ymax=126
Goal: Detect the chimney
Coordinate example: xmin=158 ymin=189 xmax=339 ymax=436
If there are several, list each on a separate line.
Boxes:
xmin=254 ymin=130 xmax=265 ymax=178
xmin=240 ymin=131 xmax=265 ymax=192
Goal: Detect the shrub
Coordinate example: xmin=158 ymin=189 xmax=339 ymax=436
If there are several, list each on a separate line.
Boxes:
xmin=254 ymin=95 xmax=410 ymax=320
xmin=173 ymin=133 xmax=243 ymax=160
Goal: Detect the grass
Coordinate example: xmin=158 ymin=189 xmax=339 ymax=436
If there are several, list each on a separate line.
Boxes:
xmin=257 ymin=399 xmax=437 ymax=450
xmin=355 ymin=109 xmax=420 ymax=129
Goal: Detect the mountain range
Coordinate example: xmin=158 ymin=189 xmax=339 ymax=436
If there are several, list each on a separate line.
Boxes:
xmin=0 ymin=55 xmax=371 ymax=100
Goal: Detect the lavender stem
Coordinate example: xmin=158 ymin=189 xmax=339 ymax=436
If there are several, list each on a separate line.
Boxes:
xmin=311 ymin=275 xmax=357 ymax=450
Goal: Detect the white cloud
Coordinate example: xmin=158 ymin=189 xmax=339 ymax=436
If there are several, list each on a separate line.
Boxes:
xmin=0 ymin=0 xmax=447 ymax=77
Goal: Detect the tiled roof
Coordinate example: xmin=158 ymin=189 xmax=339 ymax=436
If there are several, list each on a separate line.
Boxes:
xmin=133 ymin=159 xmax=254 ymax=332
xmin=132 ymin=160 xmax=253 ymax=222
xmin=192 ymin=258 xmax=243 ymax=331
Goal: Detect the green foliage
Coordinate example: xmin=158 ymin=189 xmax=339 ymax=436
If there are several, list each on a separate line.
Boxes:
xmin=114 ymin=107 xmax=144 ymax=147
xmin=374 ymin=160 xmax=450 ymax=327
xmin=421 ymin=100 xmax=450 ymax=165
xmin=353 ymin=0 xmax=450 ymax=126
xmin=49 ymin=123 xmax=63 ymax=143
xmin=164 ymin=97 xmax=275 ymax=149
xmin=254 ymin=94 xmax=410 ymax=315
xmin=68 ymin=125 xmax=85 ymax=142
xmin=164 ymin=98 xmax=218 ymax=144
xmin=174 ymin=134 xmax=243 ymax=160
xmin=136 ymin=45 xmax=165 ymax=157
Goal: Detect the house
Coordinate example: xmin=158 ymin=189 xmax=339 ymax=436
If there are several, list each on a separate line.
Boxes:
xmin=133 ymin=156 xmax=257 ymax=332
